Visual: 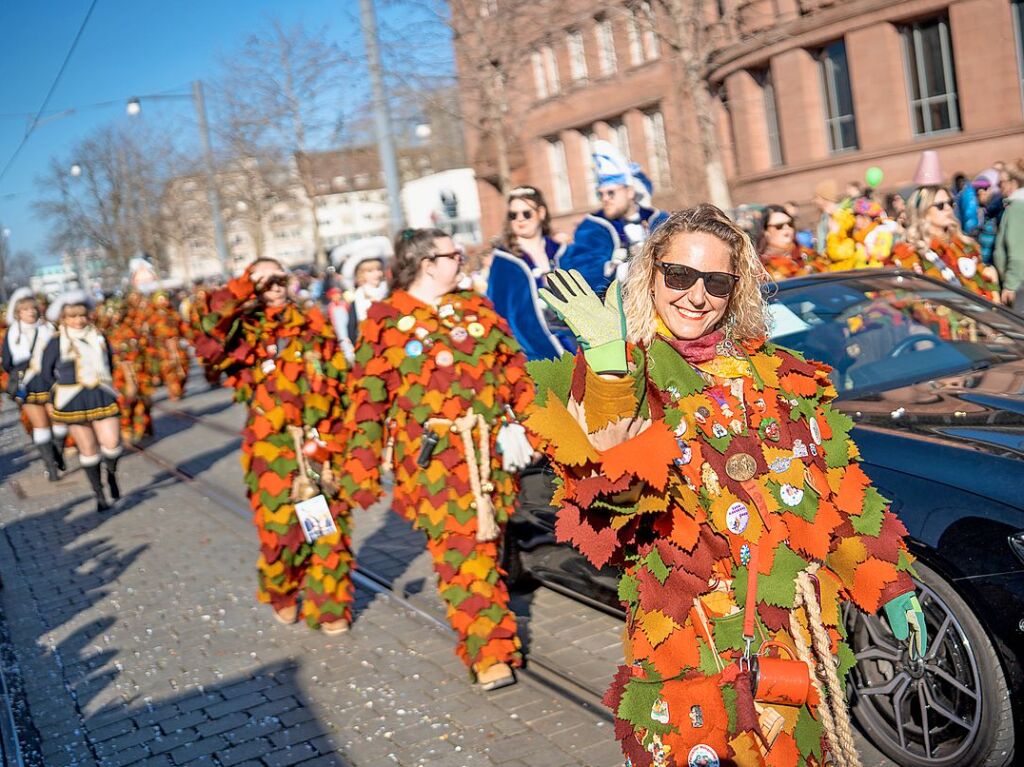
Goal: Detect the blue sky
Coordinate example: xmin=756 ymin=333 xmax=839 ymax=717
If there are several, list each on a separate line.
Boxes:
xmin=0 ymin=0 xmax=451 ymax=266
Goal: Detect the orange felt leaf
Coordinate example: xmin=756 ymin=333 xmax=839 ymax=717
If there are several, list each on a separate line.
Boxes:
xmin=661 ymin=675 xmax=731 ymax=756
xmin=599 ymin=420 xmax=675 ymax=490
xmin=764 ymin=731 xmax=800 ymax=767
xmin=787 ymin=500 xmax=843 ymax=561
xmin=669 ymin=506 xmax=702 ymax=552
xmin=780 ymin=372 xmax=819 ymax=397
xmin=835 ymin=463 xmax=869 ymax=513
xmin=524 ymin=396 xmax=599 ymax=466
xmin=258 ymin=471 xmax=292 ymax=497
xmin=641 ymin=624 xmax=701 ymax=679
xmin=851 ymin=557 xmax=899 ymax=611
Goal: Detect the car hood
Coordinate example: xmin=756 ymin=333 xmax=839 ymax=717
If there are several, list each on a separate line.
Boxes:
xmin=837 ymin=358 xmax=1024 ymax=506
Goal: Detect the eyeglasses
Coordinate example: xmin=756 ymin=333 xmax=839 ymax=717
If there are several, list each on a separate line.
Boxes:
xmin=655 ymin=261 xmax=739 ymax=298
xmin=508 ymin=209 xmax=534 ymax=221
xmin=931 ymin=200 xmax=954 ymax=211
xmin=598 ymin=188 xmax=622 ymax=200
xmin=426 ymin=251 xmax=464 ymax=264
xmin=766 ymin=221 xmax=794 ymax=230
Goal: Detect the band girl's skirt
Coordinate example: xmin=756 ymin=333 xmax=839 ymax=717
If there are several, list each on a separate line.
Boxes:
xmin=51 ymin=387 xmax=120 ymax=423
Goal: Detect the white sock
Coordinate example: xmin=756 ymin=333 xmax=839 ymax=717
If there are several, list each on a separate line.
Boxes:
xmin=79 ymin=453 xmax=100 ymax=467
xmin=100 ymin=445 xmax=123 ymax=460
xmin=32 ymin=428 xmax=53 ymax=446
xmin=52 ymin=423 xmax=68 ymax=439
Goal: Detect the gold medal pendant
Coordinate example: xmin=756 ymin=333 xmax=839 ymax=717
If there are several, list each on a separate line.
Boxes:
xmin=725 ymin=452 xmax=756 ymax=482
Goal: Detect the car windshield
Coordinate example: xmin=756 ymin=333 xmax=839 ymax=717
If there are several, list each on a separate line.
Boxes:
xmin=767 ymin=273 xmax=1024 ymax=395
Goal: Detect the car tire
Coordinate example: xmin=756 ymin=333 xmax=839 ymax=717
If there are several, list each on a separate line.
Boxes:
xmin=845 ymin=558 xmax=1015 ymax=767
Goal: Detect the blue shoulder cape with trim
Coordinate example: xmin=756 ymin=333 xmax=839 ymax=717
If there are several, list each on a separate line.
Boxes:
xmin=486 ymin=238 xmax=577 ymax=362
xmin=561 ymin=206 xmax=669 ymax=295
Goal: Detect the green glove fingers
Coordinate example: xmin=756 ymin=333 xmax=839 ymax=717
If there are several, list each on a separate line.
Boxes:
xmin=539 ymin=269 xmax=628 ymax=374
xmin=883 ymin=592 xmax=928 ymax=657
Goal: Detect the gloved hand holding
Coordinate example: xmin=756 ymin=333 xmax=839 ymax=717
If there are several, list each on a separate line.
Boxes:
xmin=496 ymin=422 xmax=533 ymax=473
xmin=539 ymin=269 xmax=628 ymax=375
xmin=883 ymin=591 xmax=928 ymax=657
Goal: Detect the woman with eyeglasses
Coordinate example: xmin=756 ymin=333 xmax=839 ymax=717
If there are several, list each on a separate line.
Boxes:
xmin=341 ymin=228 xmax=535 ymax=691
xmin=755 ymin=205 xmax=817 ymax=281
xmin=39 ymin=291 xmax=123 ymax=510
xmin=194 ymin=258 xmax=355 ymax=633
xmin=2 ymin=287 xmax=66 ymax=480
xmin=888 ymin=186 xmax=1000 ymax=301
xmin=531 ymin=204 xmax=926 ymax=767
xmin=487 ymin=186 xmax=576 ymax=361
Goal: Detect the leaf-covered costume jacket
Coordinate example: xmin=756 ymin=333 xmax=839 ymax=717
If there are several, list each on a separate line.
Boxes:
xmin=105 ymin=298 xmax=157 ymax=442
xmin=527 ymin=336 xmax=915 ymax=767
xmin=758 ymin=245 xmax=819 ymax=282
xmin=889 ymin=236 xmax=999 ymax=301
xmin=341 ymin=289 xmax=532 ymax=672
xmin=195 ymin=275 xmax=354 ymax=627
xmin=152 ymin=300 xmax=190 ymax=399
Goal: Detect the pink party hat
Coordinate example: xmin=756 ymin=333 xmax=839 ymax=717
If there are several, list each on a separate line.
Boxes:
xmin=913 ymin=150 xmax=944 ymax=187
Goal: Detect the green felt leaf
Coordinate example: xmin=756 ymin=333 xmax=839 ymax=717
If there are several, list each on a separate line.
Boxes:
xmin=788 ymin=396 xmax=818 ymax=422
xmin=465 ymin=634 xmax=487 ymax=660
xmin=794 ymin=704 xmax=823 ymax=759
xmin=767 ymin=480 xmax=819 ymax=522
xmin=478 ymin=603 xmax=508 ymax=624
xmin=618 ymin=573 xmax=640 ymax=606
xmin=440 ymin=584 xmax=472 ymax=607
xmin=527 ymin=354 xmax=578 ymax=407
xmin=361 ymin=375 xmax=388 ymax=403
xmin=851 ymin=492 xmax=885 ymax=537
xmin=617 ymin=678 xmax=672 ymax=736
xmin=648 ymin=338 xmax=706 ymax=397
xmin=836 ymin=641 xmax=857 ymax=692
xmin=696 ymin=638 xmax=722 ymax=676
xmin=753 ymin=544 xmax=808 ymax=608
xmin=897 ymin=549 xmax=918 ymax=578
xmin=722 ymin=684 xmax=738 ymax=735
xmin=642 ymin=548 xmax=671 ymax=585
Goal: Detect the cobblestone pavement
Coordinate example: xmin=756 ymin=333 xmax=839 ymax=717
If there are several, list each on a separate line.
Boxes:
xmin=0 ymin=373 xmax=891 ymax=767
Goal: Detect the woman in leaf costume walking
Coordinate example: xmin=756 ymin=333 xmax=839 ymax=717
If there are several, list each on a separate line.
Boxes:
xmin=152 ymin=292 xmax=190 ymax=400
xmin=195 ymin=258 xmax=354 ymax=632
xmin=341 ymin=228 xmax=535 ymax=690
xmin=104 ymin=295 xmax=156 ymax=444
xmin=529 ymin=205 xmax=928 ymax=767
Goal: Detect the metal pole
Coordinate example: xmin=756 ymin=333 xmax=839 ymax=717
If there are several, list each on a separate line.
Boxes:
xmin=359 ymin=0 xmax=405 ymax=235
xmin=191 ymin=80 xmax=230 ymax=278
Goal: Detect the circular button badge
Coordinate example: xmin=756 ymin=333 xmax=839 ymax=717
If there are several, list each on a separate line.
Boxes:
xmin=450 ymin=327 xmax=468 ymax=343
xmin=688 ymin=744 xmax=720 ymax=767
xmin=435 ymin=350 xmax=454 ymax=367
xmin=467 ymin=322 xmax=485 ymax=338
xmin=404 ymin=340 xmax=423 ymax=358
xmin=397 ymin=315 xmax=416 ymax=332
xmin=725 ymin=502 xmax=749 ymax=535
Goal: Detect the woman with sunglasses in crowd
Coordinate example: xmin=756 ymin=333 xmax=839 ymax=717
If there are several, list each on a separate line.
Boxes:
xmin=2 ymin=287 xmax=66 ymax=480
xmin=194 ymin=258 xmax=355 ymax=633
xmin=487 ymin=186 xmax=575 ymax=362
xmin=888 ymin=185 xmax=1000 ymax=301
xmin=755 ymin=205 xmax=817 ymax=282
xmin=39 ymin=291 xmax=123 ymax=510
xmin=341 ymin=228 xmax=535 ymax=691
xmin=531 ymin=204 xmax=926 ymax=767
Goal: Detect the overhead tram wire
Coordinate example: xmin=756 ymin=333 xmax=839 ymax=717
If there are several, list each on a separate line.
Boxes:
xmin=0 ymin=0 xmax=101 ymax=186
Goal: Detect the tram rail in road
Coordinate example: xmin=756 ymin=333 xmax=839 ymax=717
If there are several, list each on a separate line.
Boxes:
xmin=140 ymin=400 xmax=613 ymax=723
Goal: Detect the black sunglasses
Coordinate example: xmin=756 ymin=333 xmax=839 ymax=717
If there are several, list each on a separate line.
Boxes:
xmin=655 ymin=261 xmax=739 ymax=298
xmin=766 ymin=220 xmax=794 ymax=230
xmin=931 ymin=200 xmax=954 ymax=211
xmin=508 ymin=209 xmax=534 ymax=221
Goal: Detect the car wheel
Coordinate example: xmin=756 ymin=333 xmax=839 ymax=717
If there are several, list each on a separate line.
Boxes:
xmin=844 ymin=559 xmax=1016 ymax=767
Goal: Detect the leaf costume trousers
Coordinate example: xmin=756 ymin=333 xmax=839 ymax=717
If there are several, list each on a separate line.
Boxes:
xmin=243 ymin=430 xmax=354 ymax=627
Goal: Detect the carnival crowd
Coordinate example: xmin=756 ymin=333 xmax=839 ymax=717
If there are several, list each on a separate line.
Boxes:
xmin=5 ymin=140 xmax=1022 ymax=767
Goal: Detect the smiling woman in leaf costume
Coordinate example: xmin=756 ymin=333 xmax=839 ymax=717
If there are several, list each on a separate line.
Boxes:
xmin=195 ymin=258 xmax=354 ymax=632
xmin=529 ymin=205 xmax=928 ymax=767
xmin=340 ymin=228 xmax=535 ymax=691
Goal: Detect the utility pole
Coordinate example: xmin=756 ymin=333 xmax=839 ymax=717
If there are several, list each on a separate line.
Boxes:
xmin=191 ymin=81 xmax=231 ymax=277
xmin=359 ymin=0 xmax=405 ymax=236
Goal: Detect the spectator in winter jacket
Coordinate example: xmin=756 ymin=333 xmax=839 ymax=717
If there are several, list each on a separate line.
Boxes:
xmin=994 ymin=165 xmax=1024 ymax=310
xmin=975 ymin=169 xmax=1003 ymax=263
xmin=954 ymin=172 xmax=981 ymax=237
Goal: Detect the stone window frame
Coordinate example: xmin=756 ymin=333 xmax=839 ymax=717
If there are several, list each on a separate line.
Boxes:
xmin=643 ymin=109 xmax=672 ymax=188
xmin=817 ymin=39 xmax=859 ymax=153
xmin=753 ymin=68 xmax=785 ymax=168
xmin=900 ymin=16 xmax=962 ymax=137
xmin=1015 ymin=0 xmax=1024 ymax=114
xmin=566 ymin=29 xmax=589 ymax=83
xmin=545 ymin=136 xmax=574 ymax=213
xmin=595 ymin=16 xmax=618 ymax=76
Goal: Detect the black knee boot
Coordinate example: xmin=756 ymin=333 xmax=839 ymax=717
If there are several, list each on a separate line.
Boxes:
xmin=36 ymin=443 xmax=59 ymax=481
xmin=52 ymin=439 xmax=66 ymax=472
xmin=83 ymin=462 xmax=109 ymax=512
xmin=103 ymin=453 xmax=121 ymax=502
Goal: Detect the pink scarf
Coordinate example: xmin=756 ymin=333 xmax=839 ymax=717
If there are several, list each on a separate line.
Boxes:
xmin=661 ymin=328 xmax=725 ymax=364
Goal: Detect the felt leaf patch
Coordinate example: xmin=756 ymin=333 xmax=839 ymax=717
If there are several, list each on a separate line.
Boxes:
xmin=637 ymin=609 xmax=680 ymax=648
xmin=524 ymin=396 xmax=599 ymax=466
xmin=600 ymin=420 xmax=676 ymax=490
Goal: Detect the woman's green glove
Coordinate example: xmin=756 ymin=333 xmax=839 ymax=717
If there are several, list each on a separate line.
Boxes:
xmin=539 ymin=269 xmax=628 ymax=374
xmin=883 ymin=591 xmax=928 ymax=657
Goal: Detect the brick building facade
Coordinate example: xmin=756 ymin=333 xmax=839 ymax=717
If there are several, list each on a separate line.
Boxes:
xmin=453 ymin=0 xmax=1024 ymax=238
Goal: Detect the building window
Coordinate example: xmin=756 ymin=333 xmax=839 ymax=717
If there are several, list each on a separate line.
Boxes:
xmin=643 ymin=109 xmax=671 ymax=188
xmin=479 ymin=0 xmax=497 ymax=17
xmin=627 ymin=3 xmax=660 ymax=65
xmin=595 ymin=17 xmax=617 ymax=75
xmin=754 ymin=69 xmax=784 ymax=167
xmin=608 ymin=119 xmax=631 ymax=160
xmin=818 ymin=40 xmax=859 ymax=152
xmin=567 ymin=30 xmax=588 ymax=82
xmin=531 ymin=51 xmax=548 ymax=99
xmin=542 ymin=45 xmax=561 ymax=95
xmin=581 ymin=130 xmax=598 ymax=199
xmin=901 ymin=17 xmax=961 ymax=136
xmin=546 ymin=138 xmax=572 ymax=212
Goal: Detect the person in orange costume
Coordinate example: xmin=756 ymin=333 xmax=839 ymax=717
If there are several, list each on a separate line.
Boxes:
xmin=340 ymin=228 xmax=535 ymax=690
xmin=151 ymin=292 xmax=190 ymax=399
xmin=104 ymin=296 xmax=157 ymax=444
xmin=530 ymin=206 xmax=927 ymax=767
xmin=194 ymin=258 xmax=354 ymax=632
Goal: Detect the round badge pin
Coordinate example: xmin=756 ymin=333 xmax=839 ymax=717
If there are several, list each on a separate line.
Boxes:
xmin=780 ymin=483 xmax=804 ymax=507
xmin=769 ymin=456 xmax=792 ymax=474
xmin=414 ymin=326 xmax=429 ymax=340
xmin=725 ymin=452 xmax=756 ymax=482
xmin=688 ymin=743 xmax=720 ymax=767
xmin=725 ymin=502 xmax=749 ymax=534
xmin=958 ymin=256 xmax=977 ymax=278
xmin=435 ymin=350 xmax=454 ymax=367
xmin=404 ymin=339 xmax=423 ymax=358
xmin=450 ymin=327 xmax=468 ymax=343
xmin=809 ymin=417 xmax=822 ymax=445
xmin=397 ymin=315 xmax=416 ymax=332
xmin=467 ymin=321 xmax=485 ymax=338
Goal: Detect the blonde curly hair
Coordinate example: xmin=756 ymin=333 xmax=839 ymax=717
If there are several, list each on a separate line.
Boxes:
xmin=622 ymin=204 xmax=770 ymax=346
xmin=904 ymin=186 xmax=972 ymax=252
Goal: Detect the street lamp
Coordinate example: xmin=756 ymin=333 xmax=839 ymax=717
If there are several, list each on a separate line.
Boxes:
xmin=70 ymin=163 xmax=82 ymax=177
xmin=126 ymin=81 xmax=229 ymax=278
